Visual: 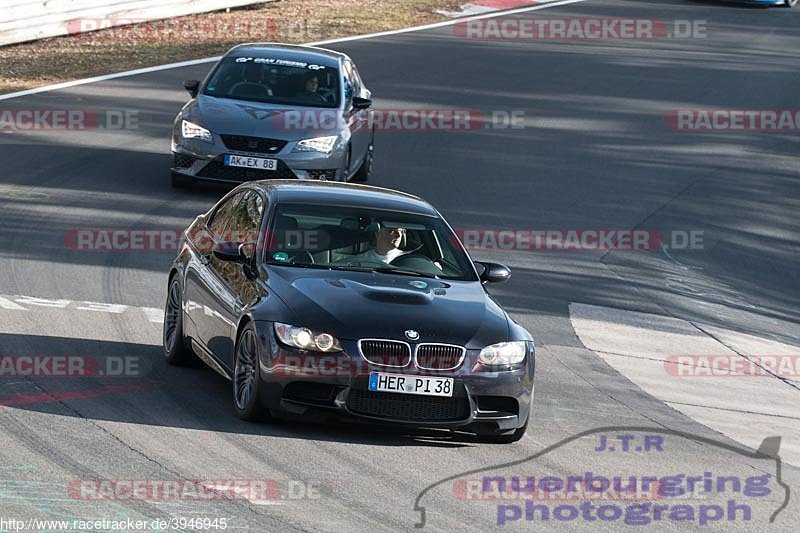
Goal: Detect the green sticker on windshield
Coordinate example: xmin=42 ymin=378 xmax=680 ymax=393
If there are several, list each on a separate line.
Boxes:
xmin=273 ymin=252 xmax=289 ymax=262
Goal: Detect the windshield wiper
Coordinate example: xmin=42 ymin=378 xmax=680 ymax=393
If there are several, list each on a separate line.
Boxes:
xmin=264 ymin=261 xmax=330 ymax=270
xmin=265 ymin=261 xmax=438 ymax=278
xmin=367 ymin=267 xmax=439 ymax=279
xmin=265 ymin=262 xmax=376 ymax=273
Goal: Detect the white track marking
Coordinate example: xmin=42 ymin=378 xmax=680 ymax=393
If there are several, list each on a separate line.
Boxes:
xmin=0 ymin=294 xmax=162 ymax=325
xmin=0 ymin=296 xmax=27 ymax=310
xmin=75 ymin=302 xmax=128 ymax=314
xmin=0 ymin=58 xmax=222 ymax=102
xmin=14 ymin=296 xmax=72 ymax=308
xmin=203 ymin=484 xmax=283 ymax=506
xmin=0 ymin=0 xmax=587 ymax=102
xmin=569 ymin=303 xmax=800 ymax=466
xmin=437 ymin=0 xmax=540 ymax=18
xmin=142 ymin=307 xmax=165 ymax=324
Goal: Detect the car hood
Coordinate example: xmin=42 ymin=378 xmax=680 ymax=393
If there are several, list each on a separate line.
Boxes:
xmin=262 ymin=267 xmax=510 ymax=348
xmin=188 ymin=96 xmax=341 ymax=141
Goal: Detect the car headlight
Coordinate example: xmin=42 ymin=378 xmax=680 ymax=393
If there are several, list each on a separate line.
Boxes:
xmin=293 ymin=135 xmax=337 ymax=154
xmin=479 ymin=341 xmax=527 ymax=366
xmin=274 ymin=322 xmax=342 ymax=352
xmin=181 ymin=120 xmax=213 ymax=143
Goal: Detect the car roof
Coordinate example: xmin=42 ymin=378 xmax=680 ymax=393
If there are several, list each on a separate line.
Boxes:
xmin=248 ymin=180 xmax=439 ymax=216
xmin=225 ymin=43 xmax=346 ymax=68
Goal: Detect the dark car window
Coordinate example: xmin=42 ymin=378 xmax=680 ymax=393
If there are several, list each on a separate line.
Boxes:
xmin=226 ymin=190 xmax=266 ymax=244
xmin=264 ymin=204 xmax=478 ymax=281
xmin=208 ymin=190 xmax=264 ymax=244
xmin=203 ymin=56 xmax=340 ymax=108
xmin=345 ymin=60 xmax=364 ymax=98
xmin=207 ymin=195 xmax=240 ymax=238
xmin=353 ymin=64 xmax=366 ymax=97
xmin=342 ymin=61 xmax=357 ymax=105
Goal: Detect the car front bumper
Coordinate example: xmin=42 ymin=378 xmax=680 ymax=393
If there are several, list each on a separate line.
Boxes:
xmin=254 ymin=324 xmax=534 ymax=433
xmin=171 ymin=135 xmax=348 ymax=184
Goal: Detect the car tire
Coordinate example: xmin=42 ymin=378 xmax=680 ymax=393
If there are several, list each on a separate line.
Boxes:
xmin=476 ymin=419 xmax=528 ymax=444
xmin=786 ymin=0 xmax=798 ymax=7
xmin=163 ymin=277 xmax=196 ymax=365
xmin=171 ymin=171 xmax=192 ymax=189
xmin=351 ymin=132 xmax=374 ymax=183
xmin=233 ymin=323 xmax=270 ymax=421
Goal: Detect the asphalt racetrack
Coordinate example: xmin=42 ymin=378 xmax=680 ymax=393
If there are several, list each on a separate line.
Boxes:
xmin=0 ymin=0 xmax=798 ymax=530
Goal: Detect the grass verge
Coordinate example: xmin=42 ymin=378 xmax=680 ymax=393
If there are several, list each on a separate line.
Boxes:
xmin=0 ymin=0 xmax=464 ymax=95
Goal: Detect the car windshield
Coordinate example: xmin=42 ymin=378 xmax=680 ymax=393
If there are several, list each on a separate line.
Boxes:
xmin=264 ymin=204 xmax=478 ymax=281
xmin=203 ymin=56 xmax=340 ymax=108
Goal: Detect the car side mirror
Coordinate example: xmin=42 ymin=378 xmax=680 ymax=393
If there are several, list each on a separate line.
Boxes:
xmin=353 ymin=97 xmax=372 ymax=110
xmin=213 ymin=242 xmax=255 ymax=263
xmin=476 ymin=261 xmax=511 ymax=283
xmin=184 ymin=80 xmax=200 ymax=98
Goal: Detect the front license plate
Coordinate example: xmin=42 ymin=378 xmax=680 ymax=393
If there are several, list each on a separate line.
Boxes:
xmin=368 ymin=372 xmax=453 ymax=397
xmin=224 ymin=154 xmax=277 ymax=170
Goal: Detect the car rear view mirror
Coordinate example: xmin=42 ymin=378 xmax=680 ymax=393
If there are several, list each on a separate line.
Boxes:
xmin=184 ymin=79 xmax=200 ymax=98
xmin=475 ymin=261 xmax=512 ymax=283
xmin=353 ymin=97 xmax=372 ymax=110
xmin=239 ymin=242 xmax=256 ymax=262
xmin=213 ymin=242 xmax=255 ymax=263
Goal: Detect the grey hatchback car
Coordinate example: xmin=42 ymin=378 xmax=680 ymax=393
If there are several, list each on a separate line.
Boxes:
xmin=170 ymin=43 xmax=375 ymax=187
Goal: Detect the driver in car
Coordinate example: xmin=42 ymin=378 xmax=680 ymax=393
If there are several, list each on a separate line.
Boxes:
xmin=296 ymin=72 xmax=327 ymax=104
xmin=341 ymin=224 xmax=406 ymax=264
xmin=303 ymin=73 xmax=320 ymax=94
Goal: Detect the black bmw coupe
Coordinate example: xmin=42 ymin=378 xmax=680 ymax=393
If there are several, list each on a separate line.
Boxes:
xmin=163 ymin=180 xmax=534 ymax=442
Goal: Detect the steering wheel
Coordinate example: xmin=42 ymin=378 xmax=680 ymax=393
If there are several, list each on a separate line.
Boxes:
xmin=389 ymin=253 xmax=442 ymax=273
xmin=391 ymin=243 xmax=425 ymax=260
xmin=317 ymin=89 xmax=335 ymax=104
xmin=298 ymin=91 xmax=327 ymax=104
xmin=229 ymin=82 xmax=270 ymax=98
